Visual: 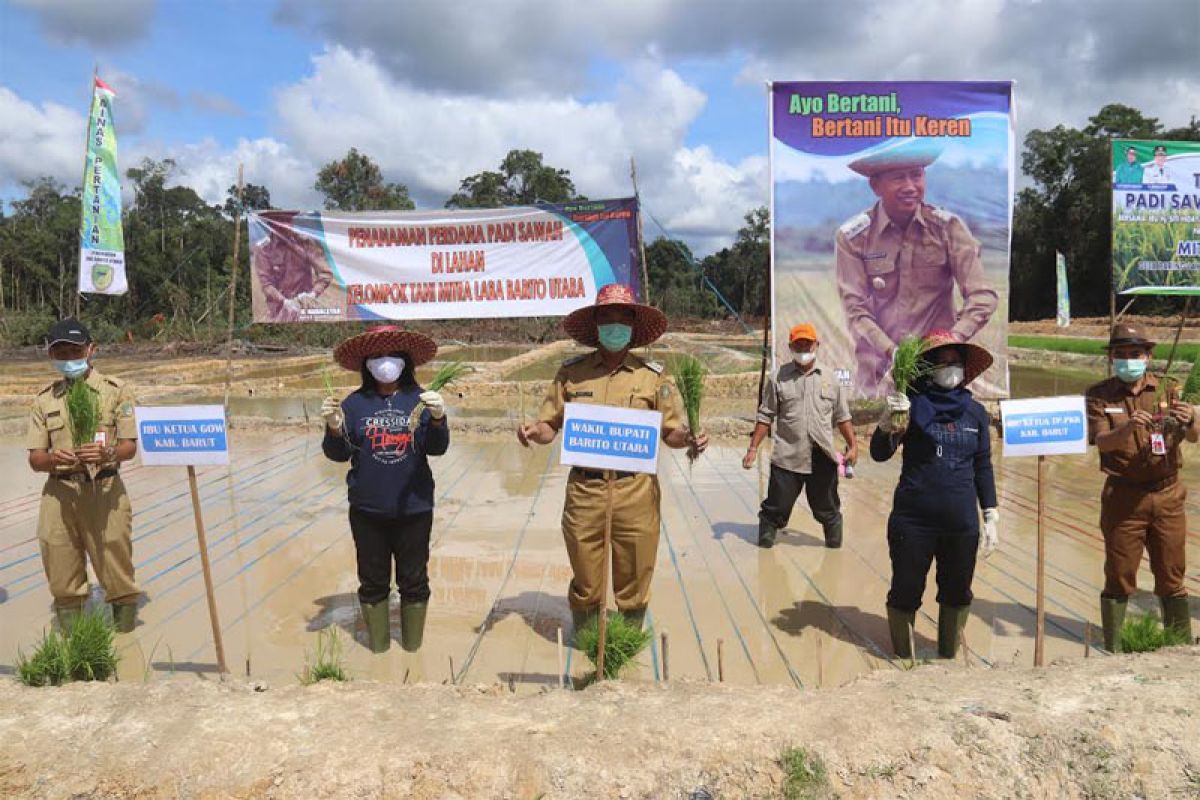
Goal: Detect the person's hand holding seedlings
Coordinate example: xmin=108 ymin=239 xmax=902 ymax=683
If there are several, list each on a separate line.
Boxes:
xmin=321 ymin=396 xmax=345 ymax=432
xmin=419 ymin=390 xmax=445 ymax=424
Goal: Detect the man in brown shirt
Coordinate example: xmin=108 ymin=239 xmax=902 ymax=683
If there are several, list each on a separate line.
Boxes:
xmin=836 ymin=146 xmax=998 ymax=397
xmin=1085 ymin=324 xmax=1197 ymax=650
xmin=518 ymin=284 xmax=707 ymax=636
xmin=744 ymin=323 xmax=856 ymax=549
xmin=26 ymin=318 xmax=140 ymax=632
xmin=252 ymin=211 xmax=335 ymax=322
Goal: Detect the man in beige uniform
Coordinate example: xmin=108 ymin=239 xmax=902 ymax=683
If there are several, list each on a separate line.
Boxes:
xmin=252 ymin=210 xmax=335 ymax=322
xmin=26 ymin=318 xmax=140 ymax=632
xmin=836 ymin=144 xmax=998 ymax=396
xmin=518 ymin=284 xmax=708 ymax=634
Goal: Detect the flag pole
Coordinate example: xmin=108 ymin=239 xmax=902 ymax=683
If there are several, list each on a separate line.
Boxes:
xmin=222 ymin=164 xmax=245 ymax=416
xmin=630 ymin=157 xmax=651 ymax=304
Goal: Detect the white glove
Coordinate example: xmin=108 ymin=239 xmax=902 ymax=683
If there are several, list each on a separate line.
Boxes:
xmin=283 ymin=297 xmax=301 ymax=314
xmin=879 ymin=393 xmax=911 ymax=433
xmin=980 ymin=508 xmax=999 ymax=559
xmin=420 ymin=390 xmax=445 ymax=420
xmin=321 ymin=396 xmax=344 ymax=432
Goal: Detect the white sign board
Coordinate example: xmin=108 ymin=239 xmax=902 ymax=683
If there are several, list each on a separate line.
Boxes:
xmin=135 ymin=405 xmax=230 ymax=466
xmin=560 ymin=402 xmax=662 ymax=475
xmin=1000 ymin=396 xmax=1088 ymax=458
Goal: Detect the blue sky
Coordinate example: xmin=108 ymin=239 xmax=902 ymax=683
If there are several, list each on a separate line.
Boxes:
xmin=2 ymin=0 xmax=1197 ymax=254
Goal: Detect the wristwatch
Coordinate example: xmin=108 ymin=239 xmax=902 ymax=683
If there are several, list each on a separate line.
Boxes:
xmin=102 ymin=444 xmax=117 ymax=465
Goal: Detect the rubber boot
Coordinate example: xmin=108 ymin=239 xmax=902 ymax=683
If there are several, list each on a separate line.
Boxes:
xmin=887 ymin=606 xmax=917 ymax=659
xmin=110 ymin=602 xmax=137 ymax=634
xmin=360 ymin=600 xmax=391 ymax=654
xmin=937 ymin=604 xmax=970 ymax=659
xmin=55 ymin=604 xmax=83 ymax=632
xmin=822 ymin=518 xmax=843 ymax=549
xmin=1100 ymin=596 xmax=1127 ymax=653
xmin=1160 ymin=595 xmax=1193 ymax=642
xmin=400 ymin=601 xmax=428 ymax=653
xmin=621 ymin=607 xmax=647 ymax=631
xmin=758 ymin=518 xmax=777 ymax=549
xmin=570 ymin=607 xmax=598 ymax=650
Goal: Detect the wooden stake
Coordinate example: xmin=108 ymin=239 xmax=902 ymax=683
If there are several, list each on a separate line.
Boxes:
xmin=1035 ymin=454 xmax=1047 ymax=667
xmin=448 ymin=655 xmax=455 ymax=685
xmin=556 ymin=627 xmax=565 ymax=689
xmin=187 ymin=466 xmax=227 ymax=675
xmin=222 ymin=164 xmax=245 ymax=416
xmin=716 ymin=638 xmax=725 ymax=682
xmin=1084 ymin=622 xmax=1091 ymax=659
xmin=660 ymin=631 xmax=669 ymax=682
xmin=595 ymin=473 xmax=615 ymax=681
xmin=815 ymin=635 xmax=823 ymax=688
xmin=908 ymin=623 xmax=917 ymax=669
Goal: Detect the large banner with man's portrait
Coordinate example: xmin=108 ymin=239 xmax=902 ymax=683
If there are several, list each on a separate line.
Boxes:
xmin=1111 ymin=139 xmax=1200 ymax=296
xmin=247 ymin=198 xmax=640 ymax=323
xmin=770 ymin=81 xmax=1014 ymax=399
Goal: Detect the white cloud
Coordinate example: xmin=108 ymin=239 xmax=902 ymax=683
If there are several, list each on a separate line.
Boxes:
xmin=10 ymin=0 xmax=157 ymax=47
xmin=0 ymin=87 xmax=82 ymax=193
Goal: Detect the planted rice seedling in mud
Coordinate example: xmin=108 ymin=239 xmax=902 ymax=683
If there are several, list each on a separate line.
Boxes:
xmin=1120 ymin=613 xmax=1190 ymax=653
xmin=575 ymin=611 xmax=651 ymax=681
xmin=672 ymin=354 xmax=706 ymax=465
xmin=300 ymin=627 xmax=349 ymax=684
xmin=16 ymin=610 xmax=117 ymax=687
xmin=66 ymin=378 xmax=100 ymax=447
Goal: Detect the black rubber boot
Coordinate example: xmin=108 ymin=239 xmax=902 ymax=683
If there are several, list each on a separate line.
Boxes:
xmin=887 ymin=606 xmax=916 ymax=659
xmin=110 ymin=602 xmax=137 ymax=634
xmin=570 ymin=607 xmax=598 ymax=650
xmin=621 ymin=607 xmax=647 ymax=631
xmin=822 ymin=518 xmax=843 ymax=549
xmin=758 ymin=519 xmax=777 ymax=549
xmin=361 ymin=600 xmax=390 ymax=654
xmin=1159 ymin=595 xmax=1193 ymax=641
xmin=937 ymin=604 xmax=970 ymax=659
xmin=400 ymin=601 xmax=428 ymax=653
xmin=1100 ymin=596 xmax=1127 ymax=653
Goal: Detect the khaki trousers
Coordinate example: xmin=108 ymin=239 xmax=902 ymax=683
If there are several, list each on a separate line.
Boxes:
xmin=561 ymin=471 xmax=660 ymax=612
xmin=37 ymin=474 xmax=138 ymax=609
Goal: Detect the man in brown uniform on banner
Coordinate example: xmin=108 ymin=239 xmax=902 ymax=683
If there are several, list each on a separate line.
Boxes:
xmin=1086 ymin=324 xmax=1196 ymax=651
xmin=836 ymin=143 xmax=998 ymax=396
xmin=253 ymin=210 xmax=335 ymax=322
xmin=26 ymin=318 xmax=140 ymax=632
xmin=518 ymin=284 xmax=708 ymax=636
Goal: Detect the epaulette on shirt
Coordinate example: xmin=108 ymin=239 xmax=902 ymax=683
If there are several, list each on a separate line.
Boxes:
xmin=839 ymin=212 xmax=870 ymax=238
xmin=37 ymin=382 xmax=57 ymax=397
xmin=928 ymin=206 xmax=957 ymax=224
xmin=562 ymin=353 xmax=589 ymax=367
xmin=643 ymin=360 xmax=664 ymax=374
xmin=101 ymin=374 xmax=124 ymax=389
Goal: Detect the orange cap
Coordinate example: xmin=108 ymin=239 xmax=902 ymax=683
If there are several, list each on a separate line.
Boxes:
xmin=788 ymin=323 xmax=819 ymax=344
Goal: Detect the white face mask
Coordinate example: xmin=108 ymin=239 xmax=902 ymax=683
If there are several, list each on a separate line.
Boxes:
xmin=793 ymin=352 xmax=816 ymax=367
xmin=932 ymin=364 xmax=964 ymax=389
xmin=366 ymin=356 xmax=405 ymax=385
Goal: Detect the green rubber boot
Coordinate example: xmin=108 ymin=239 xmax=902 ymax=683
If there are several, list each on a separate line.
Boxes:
xmin=360 ymin=600 xmax=391 ymax=654
xmin=887 ymin=606 xmax=917 ymax=660
xmin=1160 ymin=595 xmax=1193 ymax=642
xmin=1100 ymin=597 xmax=1127 ymax=653
xmin=570 ymin=607 xmax=598 ymax=649
xmin=110 ymin=602 xmax=137 ymax=634
xmin=400 ymin=601 xmax=428 ymax=653
xmin=55 ymin=604 xmax=83 ymax=632
xmin=937 ymin=604 xmax=970 ymax=659
xmin=823 ymin=518 xmax=843 ymax=549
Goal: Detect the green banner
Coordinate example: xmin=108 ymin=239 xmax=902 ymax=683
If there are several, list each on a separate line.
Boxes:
xmin=79 ymin=76 xmax=126 ymax=295
xmin=1112 ymin=138 xmax=1200 ymax=296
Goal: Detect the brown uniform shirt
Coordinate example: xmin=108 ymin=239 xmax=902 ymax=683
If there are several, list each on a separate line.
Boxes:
xmin=756 ymin=363 xmax=851 ymax=473
xmin=253 ymin=232 xmax=334 ymax=319
xmin=539 ymin=351 xmax=684 ymax=438
xmin=1085 ymin=374 xmax=1183 ymax=483
xmin=835 ymin=201 xmax=998 ymax=393
xmin=26 ymin=368 xmax=138 ymax=460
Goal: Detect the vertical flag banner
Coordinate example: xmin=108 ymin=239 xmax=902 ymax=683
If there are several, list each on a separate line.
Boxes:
xmin=1055 ymin=251 xmax=1070 ymax=328
xmin=1111 ymin=138 xmax=1200 ymax=296
xmin=79 ymin=76 xmax=127 ymax=295
xmin=770 ymin=81 xmax=1014 ymax=399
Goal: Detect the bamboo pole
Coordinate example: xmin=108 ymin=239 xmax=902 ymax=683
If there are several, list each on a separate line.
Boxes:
xmin=1162 ymin=297 xmax=1194 ymax=375
xmin=660 ymin=630 xmax=669 ymax=682
xmin=1084 ymin=622 xmax=1091 ymax=659
xmin=557 ymin=627 xmax=565 ymax=689
xmin=716 ymin=638 xmax=725 ymax=682
xmin=187 ymin=466 xmax=227 ymax=675
xmin=1034 ymin=455 xmax=1047 ymax=667
xmin=222 ymin=164 xmax=244 ymax=416
xmin=595 ymin=473 xmax=615 ymax=681
xmin=630 ymin=157 xmax=651 ymax=304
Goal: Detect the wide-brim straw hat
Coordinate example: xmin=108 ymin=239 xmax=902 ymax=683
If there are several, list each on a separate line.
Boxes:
xmin=333 ymin=325 xmax=438 ymax=371
xmin=920 ymin=329 xmax=993 ymax=387
xmin=563 ymin=283 xmax=667 ymax=349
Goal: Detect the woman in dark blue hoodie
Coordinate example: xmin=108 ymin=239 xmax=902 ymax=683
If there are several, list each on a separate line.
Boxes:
xmin=321 ymin=326 xmax=449 ymax=654
xmin=871 ymin=330 xmax=998 ymax=661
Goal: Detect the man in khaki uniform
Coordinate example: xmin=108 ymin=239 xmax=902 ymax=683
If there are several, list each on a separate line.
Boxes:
xmin=518 ymin=284 xmax=708 ymax=634
xmin=26 ymin=318 xmax=140 ymax=632
xmin=1085 ymin=324 xmax=1196 ymax=650
xmin=252 ymin=210 xmax=335 ymax=322
xmin=836 ymin=144 xmax=998 ymax=396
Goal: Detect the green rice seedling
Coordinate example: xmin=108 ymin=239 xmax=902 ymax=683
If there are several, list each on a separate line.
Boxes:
xmin=300 ymin=627 xmax=349 ymax=684
xmin=65 ymin=378 xmax=100 ymax=447
xmin=321 ymin=367 xmax=337 ymax=397
xmin=888 ymin=335 xmax=933 ymax=428
xmin=574 ymin=611 xmax=652 ymax=680
xmin=1181 ymin=359 xmax=1200 ymax=404
xmin=16 ymin=630 xmax=71 ymax=687
xmin=672 ymin=354 xmax=707 ymax=465
xmin=779 ymin=746 xmax=832 ymax=800
xmin=65 ymin=610 xmax=117 ymax=682
xmin=1119 ymin=612 xmax=1190 ymax=653
xmin=409 ymin=360 xmax=471 ymax=427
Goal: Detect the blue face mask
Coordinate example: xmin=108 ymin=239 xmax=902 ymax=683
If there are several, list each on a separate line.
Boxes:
xmin=1113 ymin=358 xmax=1147 ymax=383
xmin=597 ymin=323 xmax=633 ymax=352
xmin=54 ymin=359 xmax=90 ymax=379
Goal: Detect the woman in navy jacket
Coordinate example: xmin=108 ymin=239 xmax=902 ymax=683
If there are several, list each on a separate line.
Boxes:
xmin=321 ymin=326 xmax=449 ymax=654
xmin=871 ymin=330 xmax=998 ymax=661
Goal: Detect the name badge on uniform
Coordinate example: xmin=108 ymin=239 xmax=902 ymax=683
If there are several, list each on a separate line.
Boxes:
xmin=1104 ymin=407 xmax=1124 ymax=415
xmin=94 ymin=431 xmax=107 ymax=446
xmin=1150 ymin=431 xmax=1167 ymax=455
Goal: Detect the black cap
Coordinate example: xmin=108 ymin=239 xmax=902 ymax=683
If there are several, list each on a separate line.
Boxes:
xmin=1154 ymin=145 xmax=1167 ymax=155
xmin=47 ymin=317 xmax=92 ymax=347
xmin=1125 ymin=146 xmax=1137 ymax=153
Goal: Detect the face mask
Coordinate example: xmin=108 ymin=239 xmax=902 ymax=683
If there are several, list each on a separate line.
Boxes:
xmin=366 ymin=356 xmax=405 ymax=385
xmin=597 ymin=323 xmax=633 ymax=352
xmin=54 ymin=359 xmax=90 ymax=379
xmin=793 ymin=352 xmax=816 ymax=367
xmin=1114 ymin=358 xmax=1147 ymax=383
xmin=931 ymin=365 xmax=964 ymax=389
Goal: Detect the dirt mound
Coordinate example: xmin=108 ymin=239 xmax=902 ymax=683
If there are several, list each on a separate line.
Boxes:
xmin=2 ymin=647 xmax=1197 ymax=799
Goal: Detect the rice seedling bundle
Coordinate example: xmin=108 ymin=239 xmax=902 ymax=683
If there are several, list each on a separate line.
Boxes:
xmin=888 ymin=335 xmax=932 ymax=428
xmin=66 ymin=379 xmax=100 ymax=448
xmin=409 ymin=360 xmax=470 ymax=427
xmin=16 ymin=611 xmax=117 ymax=687
xmin=672 ymin=354 xmax=706 ymax=464
xmin=1119 ymin=612 xmax=1190 ymax=653
xmin=575 ymin=611 xmax=652 ymax=680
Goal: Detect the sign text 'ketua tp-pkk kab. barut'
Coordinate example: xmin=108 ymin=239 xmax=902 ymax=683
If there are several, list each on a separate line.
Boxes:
xmin=134 ymin=405 xmax=229 ymax=466
xmin=560 ymin=403 xmax=662 ymax=475
xmin=999 ymin=396 xmax=1088 ymax=458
